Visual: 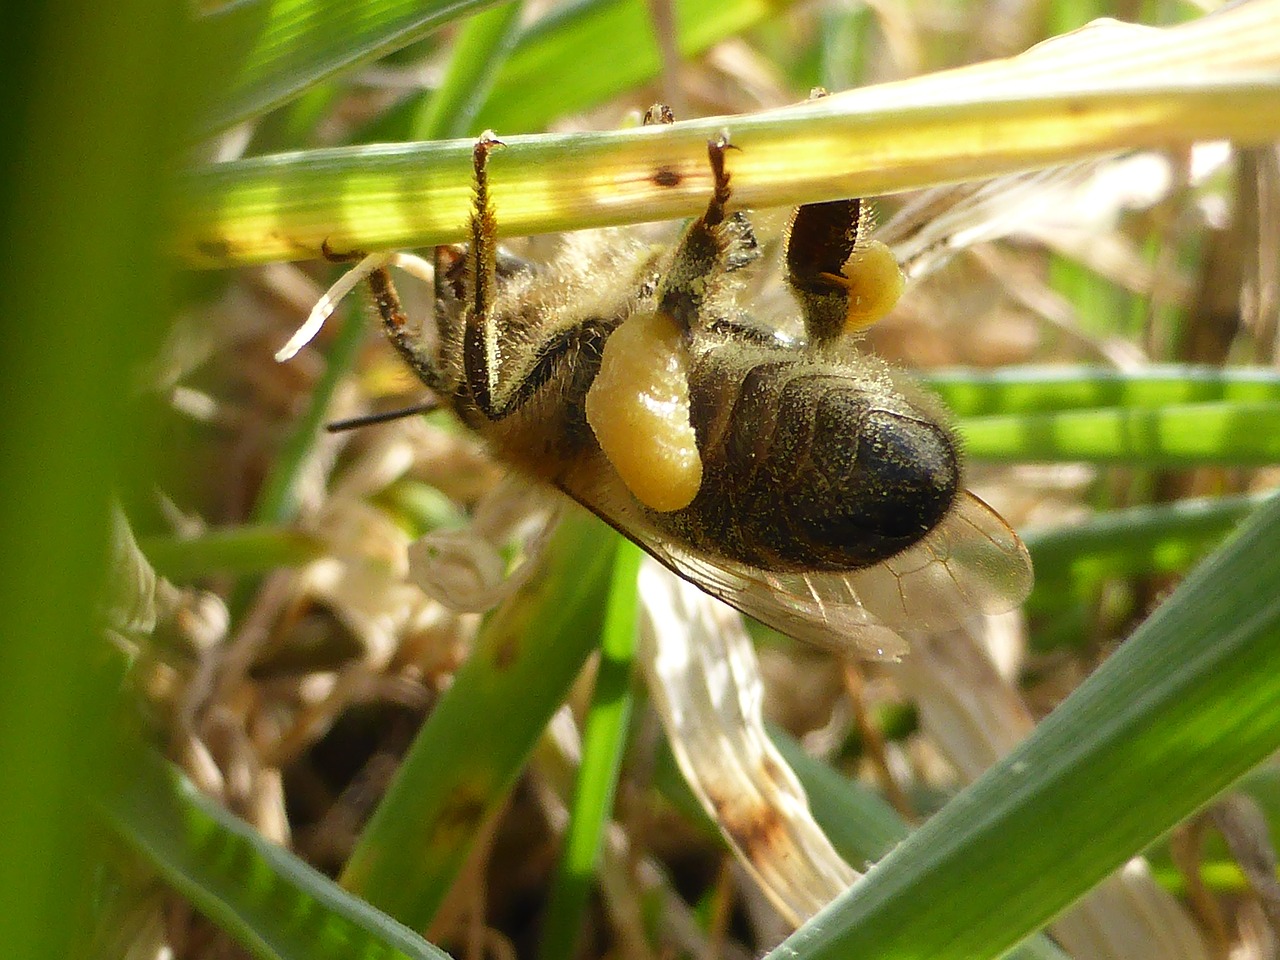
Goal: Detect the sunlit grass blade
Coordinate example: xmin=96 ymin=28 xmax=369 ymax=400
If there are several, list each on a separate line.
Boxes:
xmin=103 ymin=748 xmax=453 ymax=960
xmin=175 ymin=0 xmax=1280 ymax=267
xmin=341 ymin=510 xmax=618 ymax=927
xmin=539 ymin=540 xmax=641 ymax=960
xmin=925 ymin=366 xmax=1280 ymax=417
xmin=764 ymin=492 xmax=1280 ymax=960
xmin=769 ymin=729 xmax=1072 ymax=960
xmin=957 ymin=401 xmax=1280 ymax=464
xmin=190 ymin=0 xmax=500 ymax=137
xmin=1024 ymin=492 xmax=1274 ymax=602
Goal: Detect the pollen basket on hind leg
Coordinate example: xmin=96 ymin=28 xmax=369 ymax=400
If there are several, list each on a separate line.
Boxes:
xmin=585 ymin=310 xmax=703 ymax=513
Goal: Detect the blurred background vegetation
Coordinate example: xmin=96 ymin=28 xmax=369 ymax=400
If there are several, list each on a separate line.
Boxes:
xmin=3 ymin=0 xmax=1280 ymax=958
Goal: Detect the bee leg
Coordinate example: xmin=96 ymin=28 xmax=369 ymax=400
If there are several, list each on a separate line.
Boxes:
xmin=320 ymin=239 xmax=366 ymax=263
xmin=434 ymin=243 xmax=466 ymax=303
xmin=586 ymin=124 xmax=725 ymax=513
xmin=314 ymin=240 xmax=447 ymax=393
xmin=457 ymin=132 xmax=506 ymax=420
xmin=786 ymin=81 xmax=901 ymax=341
xmin=363 ymin=258 xmax=448 ymax=394
xmin=643 ymin=103 xmax=674 ymax=125
xmin=786 ymin=198 xmax=904 ymax=344
xmin=786 ymin=197 xmax=867 ymax=342
xmin=644 ymin=106 xmax=758 ymax=275
xmin=655 ymin=136 xmax=757 ymax=334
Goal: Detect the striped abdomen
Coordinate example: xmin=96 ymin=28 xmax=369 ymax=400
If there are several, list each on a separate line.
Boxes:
xmin=654 ymin=345 xmax=960 ymax=572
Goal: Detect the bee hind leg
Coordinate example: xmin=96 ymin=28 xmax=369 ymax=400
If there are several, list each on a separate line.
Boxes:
xmin=786 ymin=198 xmax=904 ymax=344
xmin=586 ymin=129 xmax=742 ymax=513
xmin=656 ymin=136 xmax=757 ymax=334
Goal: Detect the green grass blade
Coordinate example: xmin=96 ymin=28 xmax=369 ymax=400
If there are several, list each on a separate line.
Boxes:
xmin=103 ymin=748 xmax=453 ymax=960
xmin=924 ymin=366 xmax=1280 ymax=417
xmin=1145 ymin=765 xmax=1280 ymax=895
xmin=475 ymin=0 xmax=783 ymax=132
xmin=769 ymin=730 xmax=1071 ymax=960
xmin=957 ymin=401 xmax=1280 ymax=464
xmin=764 ymin=493 xmax=1280 ymax=960
xmin=539 ymin=540 xmax=642 ymax=960
xmin=410 ymin=1 xmax=523 ymax=141
xmin=0 ymin=1 xmax=181 ymax=956
xmin=341 ymin=510 xmax=618 ymax=927
xmin=1024 ymin=492 xmax=1273 ymax=600
xmin=190 ymin=0 xmax=501 ymax=137
xmin=352 ymin=0 xmax=779 ymax=144
xmin=140 ymin=526 xmax=325 ymax=579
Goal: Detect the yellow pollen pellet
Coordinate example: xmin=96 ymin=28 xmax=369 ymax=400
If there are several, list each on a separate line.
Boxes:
xmin=838 ymin=239 xmax=905 ymax=332
xmin=585 ymin=311 xmax=703 ymax=512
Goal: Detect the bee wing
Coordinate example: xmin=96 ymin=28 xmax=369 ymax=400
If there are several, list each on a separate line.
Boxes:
xmin=834 ymin=491 xmax=1034 ymax=631
xmin=659 ymin=492 xmax=1031 ymax=659
xmin=651 ymin=538 xmax=912 ymax=659
xmin=875 ymin=164 xmax=1102 ymax=278
xmin=569 ymin=462 xmax=1032 ymax=659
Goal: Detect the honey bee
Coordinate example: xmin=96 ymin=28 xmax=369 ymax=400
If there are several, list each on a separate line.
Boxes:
xmin=285 ymin=112 xmax=1033 ymax=658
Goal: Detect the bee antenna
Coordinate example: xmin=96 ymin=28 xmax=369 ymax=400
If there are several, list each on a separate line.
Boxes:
xmin=324 ymin=400 xmax=438 ymax=433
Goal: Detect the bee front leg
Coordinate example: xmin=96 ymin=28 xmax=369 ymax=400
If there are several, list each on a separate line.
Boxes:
xmin=366 ymin=264 xmax=450 ymax=393
xmin=317 ymin=240 xmax=447 ymax=394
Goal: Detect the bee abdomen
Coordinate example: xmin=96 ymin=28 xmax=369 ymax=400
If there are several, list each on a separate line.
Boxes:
xmin=681 ymin=367 xmax=960 ymax=571
xmin=792 ymin=388 xmax=959 ymax=567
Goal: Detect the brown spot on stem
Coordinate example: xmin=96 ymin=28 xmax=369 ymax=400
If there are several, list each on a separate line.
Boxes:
xmin=195 ymin=238 xmax=231 ymax=261
xmin=652 ymin=166 xmax=682 ymax=188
